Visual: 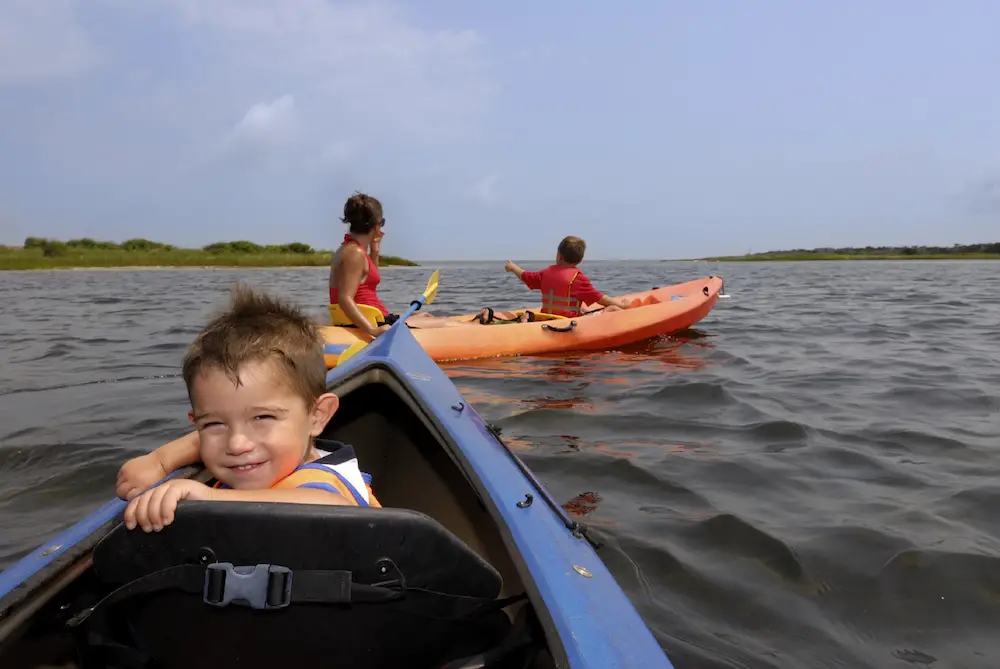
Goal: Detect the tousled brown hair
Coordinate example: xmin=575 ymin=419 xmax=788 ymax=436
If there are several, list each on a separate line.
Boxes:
xmin=182 ymin=284 xmax=325 ymax=406
xmin=340 ymin=191 xmax=383 ymax=234
xmin=557 ymin=236 xmax=586 ymax=265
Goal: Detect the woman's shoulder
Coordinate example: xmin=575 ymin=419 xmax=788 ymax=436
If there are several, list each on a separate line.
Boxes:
xmin=336 ymin=242 xmax=368 ymax=264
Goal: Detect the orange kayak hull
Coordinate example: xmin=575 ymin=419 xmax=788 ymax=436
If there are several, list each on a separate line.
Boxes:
xmin=321 ymin=276 xmax=724 ymax=366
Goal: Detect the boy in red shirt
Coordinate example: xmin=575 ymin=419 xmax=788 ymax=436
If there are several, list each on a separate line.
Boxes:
xmin=478 ymin=236 xmax=629 ymax=323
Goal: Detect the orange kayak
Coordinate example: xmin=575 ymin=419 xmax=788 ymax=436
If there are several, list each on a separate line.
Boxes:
xmin=321 ymin=276 xmax=724 ymax=366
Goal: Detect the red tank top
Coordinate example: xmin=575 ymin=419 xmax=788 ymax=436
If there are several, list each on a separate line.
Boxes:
xmin=329 ymin=235 xmax=389 ymax=316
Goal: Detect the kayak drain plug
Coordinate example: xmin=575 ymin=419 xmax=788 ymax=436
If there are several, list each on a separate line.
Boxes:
xmin=516 ymin=494 xmax=534 ymax=508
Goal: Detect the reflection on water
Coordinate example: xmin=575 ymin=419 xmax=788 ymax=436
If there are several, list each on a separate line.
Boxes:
xmin=442 ymin=331 xmax=720 ymax=538
xmin=442 ymin=330 xmax=713 ymax=420
xmin=563 ymin=491 xmax=603 ymax=518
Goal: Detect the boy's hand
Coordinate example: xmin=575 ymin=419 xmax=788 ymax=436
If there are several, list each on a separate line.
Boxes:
xmin=617 ymin=298 xmax=631 ymax=309
xmin=116 ymin=452 xmax=169 ymax=501
xmin=124 ymin=479 xmax=214 ymax=532
xmin=505 ymin=260 xmax=516 ymax=273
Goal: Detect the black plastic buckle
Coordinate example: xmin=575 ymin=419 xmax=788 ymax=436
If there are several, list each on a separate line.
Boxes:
xmin=202 ymin=562 xmax=293 ymax=610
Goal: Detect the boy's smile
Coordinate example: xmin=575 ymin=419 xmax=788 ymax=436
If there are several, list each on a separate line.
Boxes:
xmin=188 ymin=359 xmax=338 ymax=489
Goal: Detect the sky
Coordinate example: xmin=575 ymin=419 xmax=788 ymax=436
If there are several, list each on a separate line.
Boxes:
xmin=0 ymin=1 xmax=998 ymax=261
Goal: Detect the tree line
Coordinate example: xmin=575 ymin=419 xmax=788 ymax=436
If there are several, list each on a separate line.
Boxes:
xmin=22 ymin=237 xmax=319 ymax=257
xmin=745 ymin=242 xmax=1000 ymax=257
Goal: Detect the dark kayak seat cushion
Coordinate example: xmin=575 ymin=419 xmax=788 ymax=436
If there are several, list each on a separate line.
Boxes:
xmin=72 ymin=501 xmax=525 ymax=669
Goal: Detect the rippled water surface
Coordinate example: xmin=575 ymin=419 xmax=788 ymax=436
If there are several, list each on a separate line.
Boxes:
xmin=2 ymin=260 xmax=999 ymax=668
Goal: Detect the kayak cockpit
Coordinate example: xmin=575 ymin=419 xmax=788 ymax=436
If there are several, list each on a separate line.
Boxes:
xmin=0 ymin=364 xmax=555 ymax=669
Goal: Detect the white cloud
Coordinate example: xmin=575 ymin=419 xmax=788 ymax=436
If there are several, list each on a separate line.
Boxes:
xmin=0 ymin=0 xmax=501 ymax=247
xmin=0 ymin=0 xmax=100 ymax=85
xmin=170 ymin=0 xmax=481 ymax=70
xmin=159 ymin=0 xmax=495 ymax=143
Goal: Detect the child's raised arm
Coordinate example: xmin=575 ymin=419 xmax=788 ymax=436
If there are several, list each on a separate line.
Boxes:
xmin=124 ymin=478 xmax=352 ymax=532
xmin=116 ymin=430 xmax=202 ymax=500
xmin=504 ymin=260 xmax=524 ymax=279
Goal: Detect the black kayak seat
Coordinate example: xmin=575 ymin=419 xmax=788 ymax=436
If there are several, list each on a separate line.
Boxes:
xmin=76 ymin=501 xmax=517 ymax=669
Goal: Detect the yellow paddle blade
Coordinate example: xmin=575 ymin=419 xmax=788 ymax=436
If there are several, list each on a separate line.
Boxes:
xmin=423 ymin=269 xmax=440 ymax=306
xmin=335 ymin=340 xmax=368 ymax=366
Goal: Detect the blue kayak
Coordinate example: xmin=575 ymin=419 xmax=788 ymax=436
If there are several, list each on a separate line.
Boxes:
xmin=0 ymin=323 xmax=674 ymax=668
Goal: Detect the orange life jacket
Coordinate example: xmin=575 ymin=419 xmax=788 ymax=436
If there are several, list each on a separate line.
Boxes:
xmin=539 ymin=265 xmax=583 ymax=317
xmin=272 ymin=461 xmax=382 ymax=508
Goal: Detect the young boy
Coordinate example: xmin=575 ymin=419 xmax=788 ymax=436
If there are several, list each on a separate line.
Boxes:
xmin=483 ymin=236 xmax=628 ymax=323
xmin=119 ymin=284 xmax=379 ymax=534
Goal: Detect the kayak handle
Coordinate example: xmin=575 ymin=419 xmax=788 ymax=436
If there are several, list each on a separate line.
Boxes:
xmin=541 ymin=320 xmax=577 ymax=333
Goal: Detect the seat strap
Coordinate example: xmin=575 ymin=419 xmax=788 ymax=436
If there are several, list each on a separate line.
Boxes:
xmin=68 ymin=562 xmax=404 ymax=632
xmin=70 ymin=561 xmax=524 ymax=628
xmin=68 ymin=562 xmax=409 ymax=668
xmin=68 ymin=561 xmax=525 ymax=668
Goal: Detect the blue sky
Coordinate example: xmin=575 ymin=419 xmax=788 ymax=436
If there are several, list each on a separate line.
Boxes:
xmin=0 ymin=1 xmax=998 ymax=260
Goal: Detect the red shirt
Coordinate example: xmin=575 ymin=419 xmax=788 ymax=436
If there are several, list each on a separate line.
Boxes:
xmin=520 ymin=265 xmax=604 ymax=305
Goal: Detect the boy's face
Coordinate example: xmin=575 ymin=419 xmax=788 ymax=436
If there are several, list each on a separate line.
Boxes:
xmin=187 ymin=359 xmax=339 ymax=489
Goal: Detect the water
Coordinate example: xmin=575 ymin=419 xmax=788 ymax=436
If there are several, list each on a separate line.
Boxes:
xmin=2 ymin=260 xmax=999 ymax=668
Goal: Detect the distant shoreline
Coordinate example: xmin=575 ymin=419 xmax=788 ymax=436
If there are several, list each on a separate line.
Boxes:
xmin=695 ymin=253 xmax=999 ymax=262
xmin=0 ymin=237 xmax=419 ymax=271
xmin=0 ymin=257 xmax=418 ymax=271
xmin=693 ymin=243 xmax=999 ymax=262
xmin=1 ymin=265 xmax=371 ymax=272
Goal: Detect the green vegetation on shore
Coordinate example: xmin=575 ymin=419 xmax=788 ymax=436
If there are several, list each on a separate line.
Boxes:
xmin=700 ymin=242 xmax=1000 ymax=262
xmin=0 ymin=237 xmax=419 ymax=271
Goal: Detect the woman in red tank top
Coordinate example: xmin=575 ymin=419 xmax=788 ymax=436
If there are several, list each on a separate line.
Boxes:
xmin=329 ymin=233 xmax=389 ymax=318
xmin=329 ymin=192 xmax=484 ymax=337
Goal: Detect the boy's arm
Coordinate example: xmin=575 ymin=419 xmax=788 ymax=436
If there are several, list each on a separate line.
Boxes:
xmin=596 ymin=294 xmax=631 ymax=309
xmin=116 ymin=431 xmax=202 ymax=500
xmin=572 ymin=273 xmax=629 ymax=309
xmin=156 ymin=431 xmax=202 ymax=470
xmin=506 ymin=261 xmax=543 ymax=289
xmin=125 ymin=478 xmax=352 ymax=532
